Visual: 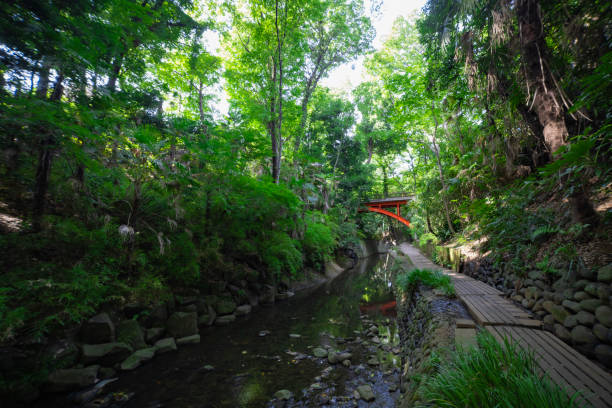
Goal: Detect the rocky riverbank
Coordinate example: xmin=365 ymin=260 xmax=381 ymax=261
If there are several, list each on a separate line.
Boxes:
xmin=1 ymin=240 xmax=387 ymax=407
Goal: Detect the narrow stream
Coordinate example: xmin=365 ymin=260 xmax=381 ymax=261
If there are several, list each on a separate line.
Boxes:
xmin=45 ymin=254 xmax=403 ymax=408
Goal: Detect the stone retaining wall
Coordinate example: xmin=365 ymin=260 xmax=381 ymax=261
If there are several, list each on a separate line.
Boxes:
xmin=462 ymin=257 xmax=612 ymax=369
xmin=395 ymin=284 xmax=455 ymax=407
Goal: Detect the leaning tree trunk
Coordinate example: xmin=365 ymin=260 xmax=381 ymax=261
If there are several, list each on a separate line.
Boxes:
xmin=517 ymin=0 xmax=568 ymax=156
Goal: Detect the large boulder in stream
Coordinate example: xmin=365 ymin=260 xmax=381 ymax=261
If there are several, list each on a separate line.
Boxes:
xmin=120 ymin=348 xmax=156 ymax=371
xmin=81 ymin=342 xmax=133 ymax=366
xmin=166 ymin=312 xmax=198 ymax=338
xmin=80 ymin=313 xmax=115 ymax=344
xmin=117 ymin=319 xmax=147 ymax=350
xmin=215 ymin=299 xmax=237 ymax=315
xmin=328 ymin=352 xmax=352 ymax=364
xmin=46 ymin=365 xmax=99 ymax=392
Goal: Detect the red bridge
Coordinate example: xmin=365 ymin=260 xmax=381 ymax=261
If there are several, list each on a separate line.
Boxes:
xmin=359 ymin=196 xmax=413 ymax=228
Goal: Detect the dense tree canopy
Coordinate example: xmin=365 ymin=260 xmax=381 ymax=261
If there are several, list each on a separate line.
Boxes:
xmin=0 ymin=0 xmax=609 ymax=396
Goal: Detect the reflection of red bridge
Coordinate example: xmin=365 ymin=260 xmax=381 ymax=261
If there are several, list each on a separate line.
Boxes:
xmin=358 ymin=196 xmax=413 ymax=228
xmin=359 ymin=300 xmax=397 ymax=317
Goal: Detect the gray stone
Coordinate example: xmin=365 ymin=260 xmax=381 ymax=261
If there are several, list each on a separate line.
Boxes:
xmin=44 ymin=340 xmax=80 ymax=368
xmin=576 ymin=311 xmax=595 ymax=326
xmin=562 ymin=300 xmax=581 ymax=313
xmin=198 ymin=305 xmax=216 ymax=326
xmin=120 ymin=347 xmax=156 ymax=371
xmin=215 ymin=299 xmax=237 ymax=315
xmin=543 ymin=314 xmax=555 ymax=326
xmin=179 ymin=304 xmax=197 ymax=313
xmin=260 ymin=284 xmax=276 ymax=304
xmin=579 ymin=299 xmax=603 ymax=313
xmin=356 ymin=385 xmax=375 ymax=402
xmin=47 ymin=365 xmax=99 ymax=392
xmin=276 ymin=291 xmax=295 ymax=300
xmin=146 ymin=327 xmax=165 ymax=344
xmin=235 ymin=304 xmax=252 ymax=316
xmin=204 ymin=295 xmax=218 ymax=306
xmin=166 ymin=312 xmax=198 ymax=338
xmin=598 ymin=264 xmax=612 ymax=283
xmin=328 ymin=352 xmax=352 ymax=364
xmin=367 ymin=356 xmax=379 ymax=365
xmin=154 ymin=337 xmax=177 ymax=354
xmin=585 ymin=284 xmax=599 ymax=297
xmin=533 ymin=299 xmax=545 ymax=312
xmin=117 ymin=319 xmax=147 ymax=350
xmin=549 ymin=305 xmax=570 ymax=324
xmin=563 ymin=315 xmax=578 ymax=329
xmin=313 ymin=348 xmax=328 ymax=358
xmin=80 ymin=313 xmax=115 ymax=344
xmin=524 ymin=287 xmax=541 ymax=300
xmin=574 ymin=280 xmax=590 ymax=290
xmin=522 ymin=298 xmax=535 ymax=309
xmin=574 ymin=291 xmax=590 ymax=301
xmin=597 ymin=285 xmax=611 ymax=300
xmin=595 ymin=344 xmax=612 ymax=367
xmin=81 ymin=342 xmax=132 ymax=366
xmin=195 ymin=299 xmax=209 ymax=315
xmin=215 ymin=314 xmax=236 ymax=326
xmin=274 ymin=389 xmax=293 ymax=401
xmin=98 ymin=367 xmax=116 ymax=380
xmin=553 ymin=293 xmax=565 ymax=304
xmin=146 ymin=303 xmax=168 ymax=327
xmin=177 ymin=334 xmax=200 ymax=345
xmin=595 ymin=305 xmax=612 ymax=327
xmin=554 ymin=324 xmax=571 ymax=342
xmin=571 ymin=325 xmax=597 ymax=344
xmin=543 ymin=291 xmax=554 ymax=300
xmin=176 ymin=295 xmax=197 ymax=306
xmin=593 ymin=324 xmax=609 ymax=342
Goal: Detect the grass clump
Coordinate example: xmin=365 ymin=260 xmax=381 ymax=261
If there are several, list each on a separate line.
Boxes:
xmin=418 ymin=332 xmax=583 ymax=408
xmin=396 ymin=268 xmax=455 ymax=297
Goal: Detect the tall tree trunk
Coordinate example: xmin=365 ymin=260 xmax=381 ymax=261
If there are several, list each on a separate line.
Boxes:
xmin=50 ymin=72 xmax=64 ymax=101
xmin=517 ymin=0 xmax=568 ymax=155
xmin=107 ymin=53 xmax=124 ymax=92
xmin=273 ymin=0 xmax=284 ymax=184
xmin=33 ymin=138 xmax=53 ymax=231
xmin=36 ymin=58 xmax=51 ymax=99
xmin=430 ymin=103 xmax=456 ymax=234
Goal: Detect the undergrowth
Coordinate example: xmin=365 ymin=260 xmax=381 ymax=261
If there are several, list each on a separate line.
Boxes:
xmin=417 ymin=332 xmax=583 ymax=408
xmin=396 ymin=268 xmax=455 ymax=297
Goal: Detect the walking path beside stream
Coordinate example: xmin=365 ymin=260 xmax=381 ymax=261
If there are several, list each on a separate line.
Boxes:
xmin=398 ymin=243 xmax=612 ymax=408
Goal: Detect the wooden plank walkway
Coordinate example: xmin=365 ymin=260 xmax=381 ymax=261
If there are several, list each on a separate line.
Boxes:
xmin=487 ymin=326 xmax=612 ymax=408
xmin=398 ymin=243 xmax=612 ymax=408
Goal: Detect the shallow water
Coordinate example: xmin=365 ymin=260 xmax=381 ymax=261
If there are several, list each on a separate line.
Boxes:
xmin=39 ymin=253 xmax=403 ymax=408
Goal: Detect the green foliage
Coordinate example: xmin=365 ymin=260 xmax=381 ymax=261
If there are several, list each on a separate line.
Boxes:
xmin=418 ymin=332 xmax=582 ymax=408
xmin=419 ymin=233 xmax=439 ymax=246
xmin=396 ymin=268 xmax=455 ymax=297
xmin=262 ymin=232 xmax=303 ymax=279
xmin=303 ymin=216 xmax=337 ymax=269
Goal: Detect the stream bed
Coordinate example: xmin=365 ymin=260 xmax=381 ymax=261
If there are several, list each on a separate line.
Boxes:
xmin=44 ymin=253 xmax=404 ymax=408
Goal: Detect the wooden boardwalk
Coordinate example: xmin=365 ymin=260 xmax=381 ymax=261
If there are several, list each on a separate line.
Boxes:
xmin=398 ymin=243 xmax=612 ymax=408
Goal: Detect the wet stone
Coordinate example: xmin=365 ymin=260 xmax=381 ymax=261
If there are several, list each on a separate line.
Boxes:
xmin=356 ymin=384 xmax=375 ymax=402
xmin=313 ymin=347 xmax=328 ymax=358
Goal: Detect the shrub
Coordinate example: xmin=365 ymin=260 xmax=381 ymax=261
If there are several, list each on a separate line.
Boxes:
xmin=396 ymin=268 xmax=455 ymax=297
xmin=303 ymin=221 xmax=337 ymax=269
xmin=262 ymin=232 xmax=303 ymax=279
xmin=418 ymin=332 xmax=582 ymax=408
